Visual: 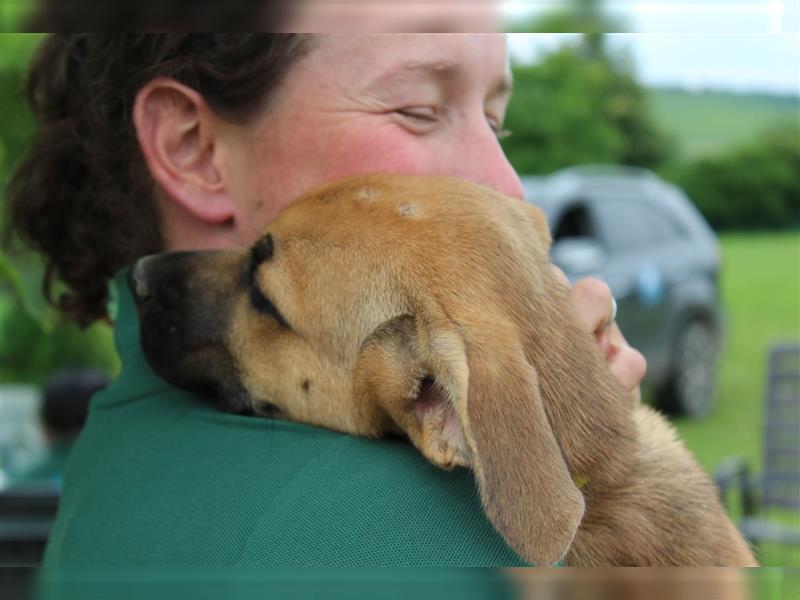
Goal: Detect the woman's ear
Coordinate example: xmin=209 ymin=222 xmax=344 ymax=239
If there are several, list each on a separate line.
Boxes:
xmin=133 ymin=77 xmax=235 ymax=227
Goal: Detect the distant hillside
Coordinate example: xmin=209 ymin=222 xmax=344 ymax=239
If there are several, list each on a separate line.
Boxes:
xmin=647 ymin=87 xmax=799 ymax=160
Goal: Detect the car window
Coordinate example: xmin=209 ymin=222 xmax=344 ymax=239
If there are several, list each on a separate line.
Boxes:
xmin=591 ymin=194 xmax=683 ymax=252
xmin=552 ymin=202 xmax=596 ymax=241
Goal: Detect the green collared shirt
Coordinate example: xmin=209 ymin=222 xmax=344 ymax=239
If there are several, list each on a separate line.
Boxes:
xmin=43 ymin=271 xmax=528 ymax=567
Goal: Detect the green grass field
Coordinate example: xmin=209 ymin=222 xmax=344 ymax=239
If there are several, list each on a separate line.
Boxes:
xmin=672 ymin=232 xmax=800 ymax=567
xmin=648 ymin=87 xmax=799 ymax=160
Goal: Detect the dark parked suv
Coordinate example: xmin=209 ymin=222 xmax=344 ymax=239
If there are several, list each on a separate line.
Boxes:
xmin=523 ymin=166 xmax=724 ymax=417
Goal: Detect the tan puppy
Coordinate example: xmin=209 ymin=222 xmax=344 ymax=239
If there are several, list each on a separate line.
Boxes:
xmin=130 ymin=173 xmax=756 ymax=567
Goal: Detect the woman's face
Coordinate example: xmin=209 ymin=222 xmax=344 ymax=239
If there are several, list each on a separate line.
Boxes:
xmin=226 ymin=34 xmax=524 ymax=245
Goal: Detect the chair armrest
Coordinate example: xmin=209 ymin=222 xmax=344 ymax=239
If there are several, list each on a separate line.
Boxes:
xmin=713 ymin=456 xmax=759 ymax=517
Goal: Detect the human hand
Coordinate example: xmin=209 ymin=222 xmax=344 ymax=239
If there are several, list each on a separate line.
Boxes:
xmin=552 ymin=266 xmax=647 ymax=404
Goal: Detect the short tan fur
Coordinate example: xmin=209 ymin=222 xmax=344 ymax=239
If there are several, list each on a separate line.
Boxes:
xmin=138 ymin=174 xmax=756 ymax=567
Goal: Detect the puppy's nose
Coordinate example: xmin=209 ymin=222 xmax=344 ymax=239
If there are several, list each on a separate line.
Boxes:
xmin=128 ymin=255 xmax=158 ymax=304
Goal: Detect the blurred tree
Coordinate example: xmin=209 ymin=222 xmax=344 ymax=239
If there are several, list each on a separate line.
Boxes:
xmin=507 ymin=0 xmax=628 ymax=58
xmin=1 ymin=33 xmax=119 ymax=385
xmin=504 ymin=2 xmax=674 ymax=174
xmin=512 ymin=0 xmax=616 ymax=59
xmin=502 ymin=43 xmax=676 ymax=175
xmin=1 ymin=1 xmax=31 ymax=32
xmin=0 ymin=298 xmax=119 ymax=383
xmin=0 ymin=35 xmax=40 ymax=185
xmin=666 ymin=127 xmax=800 ymax=230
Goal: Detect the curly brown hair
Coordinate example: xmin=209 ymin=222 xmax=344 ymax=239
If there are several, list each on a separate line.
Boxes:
xmin=5 ymin=34 xmax=313 ymax=327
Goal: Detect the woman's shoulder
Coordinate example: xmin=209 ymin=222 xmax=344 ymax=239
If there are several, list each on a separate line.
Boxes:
xmin=234 ymin=432 xmax=526 ymax=566
xmin=54 ymin=389 xmax=526 ymax=566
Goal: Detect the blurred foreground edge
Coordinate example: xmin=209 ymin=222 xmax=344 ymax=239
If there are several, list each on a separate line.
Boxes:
xmin=13 ymin=0 xmax=504 ymax=33
xmin=10 ymin=567 xmax=793 ymax=600
xmin=508 ymin=568 xmax=792 ymax=600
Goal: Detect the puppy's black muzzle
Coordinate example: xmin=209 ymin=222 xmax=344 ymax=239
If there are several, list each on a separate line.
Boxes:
xmin=129 ymin=251 xmax=210 ymax=309
xmin=128 ymin=255 xmax=156 ymax=305
xmin=128 ymin=251 xmax=252 ymax=414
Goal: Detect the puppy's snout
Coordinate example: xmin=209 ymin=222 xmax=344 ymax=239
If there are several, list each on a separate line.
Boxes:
xmin=128 ymin=255 xmax=159 ymax=304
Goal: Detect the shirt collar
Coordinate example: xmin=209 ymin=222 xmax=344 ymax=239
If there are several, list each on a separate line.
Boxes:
xmin=92 ymin=268 xmax=173 ymax=408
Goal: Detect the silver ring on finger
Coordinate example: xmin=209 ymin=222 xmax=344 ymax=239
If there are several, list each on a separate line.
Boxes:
xmin=605 ymin=297 xmax=618 ymax=330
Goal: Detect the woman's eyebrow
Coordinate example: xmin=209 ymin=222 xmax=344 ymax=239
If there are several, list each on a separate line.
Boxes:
xmin=392 ymin=59 xmax=461 ymax=81
xmin=365 ymin=59 xmax=512 ymax=101
xmin=364 ymin=59 xmax=461 ymax=95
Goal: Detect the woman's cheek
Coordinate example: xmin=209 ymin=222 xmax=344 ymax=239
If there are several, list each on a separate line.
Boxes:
xmin=321 ymin=126 xmax=431 ymax=181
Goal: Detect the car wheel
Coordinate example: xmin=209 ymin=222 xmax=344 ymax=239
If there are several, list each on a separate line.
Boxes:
xmin=657 ymin=318 xmax=719 ymax=417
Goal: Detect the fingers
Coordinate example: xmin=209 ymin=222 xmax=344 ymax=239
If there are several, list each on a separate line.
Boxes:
xmin=565 ymin=276 xmax=648 ymax=403
xmin=571 ymin=277 xmax=616 ymax=336
xmin=601 ymin=323 xmax=648 ymax=399
xmin=550 ymin=269 xmax=614 ymax=336
xmin=550 ymin=264 xmax=570 ymax=288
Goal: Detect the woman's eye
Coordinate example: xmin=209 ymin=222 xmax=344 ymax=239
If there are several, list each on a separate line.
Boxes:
xmin=487 ymin=116 xmax=512 ymax=140
xmin=396 ymin=106 xmax=437 ymax=121
xmin=394 ymin=107 xmax=439 ymax=132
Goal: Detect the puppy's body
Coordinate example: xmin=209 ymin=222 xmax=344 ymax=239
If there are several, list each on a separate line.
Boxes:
xmin=132 ymin=173 xmax=756 ymax=567
xmin=569 ymin=405 xmax=755 ymax=566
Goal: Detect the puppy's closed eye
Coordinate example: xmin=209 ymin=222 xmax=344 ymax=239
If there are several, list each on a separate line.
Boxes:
xmin=249 ymin=286 xmax=290 ymax=329
xmin=243 ymin=234 xmax=274 ymax=286
xmin=251 ymin=234 xmax=274 ymax=265
xmin=242 ymin=234 xmax=291 ymax=328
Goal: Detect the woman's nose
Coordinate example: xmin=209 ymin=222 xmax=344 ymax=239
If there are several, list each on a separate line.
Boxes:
xmin=453 ymin=122 xmax=525 ymax=200
xmin=486 ymin=151 xmax=525 ymax=200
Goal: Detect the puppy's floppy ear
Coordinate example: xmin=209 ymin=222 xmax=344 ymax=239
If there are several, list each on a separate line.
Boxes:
xmin=354 ymin=314 xmax=585 ymax=566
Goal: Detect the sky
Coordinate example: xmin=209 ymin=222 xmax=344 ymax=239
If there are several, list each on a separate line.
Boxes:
xmin=504 ymin=1 xmax=800 ymax=95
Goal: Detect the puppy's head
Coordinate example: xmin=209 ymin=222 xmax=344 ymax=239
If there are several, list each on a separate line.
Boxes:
xmin=131 ymin=173 xmax=631 ymax=565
